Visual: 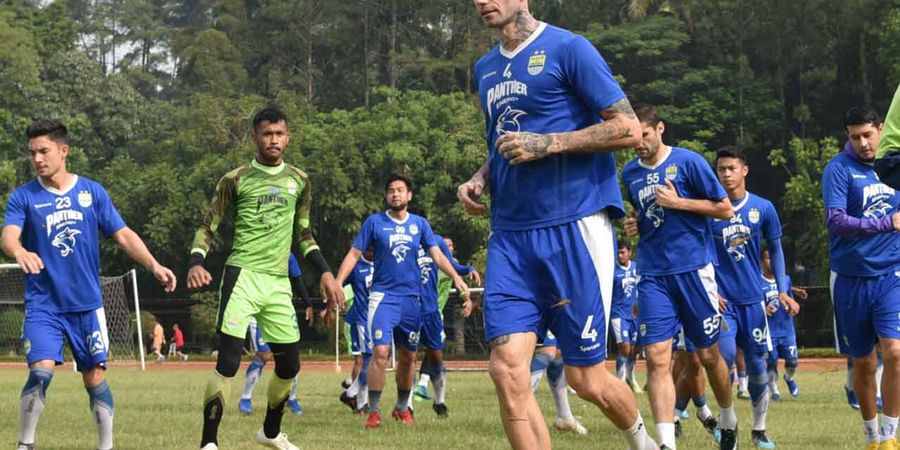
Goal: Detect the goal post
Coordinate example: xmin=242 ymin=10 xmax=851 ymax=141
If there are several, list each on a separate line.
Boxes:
xmin=0 ymin=264 xmax=146 ymax=370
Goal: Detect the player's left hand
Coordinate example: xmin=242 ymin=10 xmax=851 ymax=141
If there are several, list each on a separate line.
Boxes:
xmin=766 ymin=302 xmax=777 ymax=316
xmin=656 ymin=179 xmax=682 ymax=210
xmin=717 ymin=294 xmax=728 ymax=313
xmin=779 ymin=292 xmax=800 ymax=316
xmin=151 ymin=263 xmax=177 ymax=292
xmin=496 ymin=132 xmax=557 ymax=165
xmin=461 ymin=298 xmax=474 ymax=318
xmin=791 ymin=286 xmax=808 ymax=300
xmin=304 ymin=306 xmax=315 ymax=327
xmin=468 ymin=270 xmax=482 ymax=287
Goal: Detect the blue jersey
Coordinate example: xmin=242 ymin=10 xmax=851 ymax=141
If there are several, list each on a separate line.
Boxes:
xmin=711 ymin=193 xmax=782 ymax=304
xmin=352 ymin=211 xmax=437 ymax=296
xmin=621 ymin=147 xmax=727 ymax=276
xmin=611 ymin=261 xmax=638 ymax=318
xmin=823 ymin=152 xmax=900 ymax=276
xmin=418 ymin=235 xmax=472 ymax=314
xmin=474 ymin=23 xmax=626 ymax=231
xmin=763 ymin=275 xmax=795 ymax=338
xmin=344 ymin=258 xmax=374 ymax=326
xmin=3 ymin=176 xmax=126 ymax=313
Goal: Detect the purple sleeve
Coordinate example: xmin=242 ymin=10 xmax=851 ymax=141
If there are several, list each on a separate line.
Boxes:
xmin=826 ymin=208 xmax=894 ymax=236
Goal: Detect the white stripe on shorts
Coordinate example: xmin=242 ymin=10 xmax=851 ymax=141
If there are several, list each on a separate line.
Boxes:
xmin=367 ymin=292 xmax=385 ymax=350
xmin=697 ymin=263 xmax=721 ymax=317
xmin=576 ymin=210 xmax=616 ymax=342
xmin=96 ymin=307 xmax=110 ymax=355
xmin=829 ymin=271 xmax=841 ymax=353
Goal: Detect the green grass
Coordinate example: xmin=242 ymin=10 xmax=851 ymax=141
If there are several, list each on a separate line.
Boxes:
xmin=0 ymin=366 xmax=869 ymax=449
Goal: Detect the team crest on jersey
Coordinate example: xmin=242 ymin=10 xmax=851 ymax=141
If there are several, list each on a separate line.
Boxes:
xmin=374 ymin=329 xmax=383 ymax=340
xmin=665 ymin=164 xmax=678 ymax=181
xmin=527 ymin=51 xmax=546 ymax=75
xmin=640 ymin=323 xmax=647 ymax=337
xmin=52 ymin=227 xmax=81 ymax=257
xmin=286 ymin=179 xmax=297 ymax=195
xmin=748 ymin=208 xmax=760 ymax=224
xmin=77 ymin=190 xmax=92 ymax=207
xmin=268 ymin=186 xmax=280 ymax=196
xmin=23 ymin=339 xmax=31 ymax=355
xmin=409 ymin=224 xmax=419 ymax=235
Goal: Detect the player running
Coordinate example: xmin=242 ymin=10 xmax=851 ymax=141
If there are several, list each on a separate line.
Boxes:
xmin=711 ymin=146 xmax=798 ymax=448
xmin=460 ymin=1 xmax=656 ymax=449
xmin=239 ymin=253 xmax=313 ymax=416
xmin=2 ymin=118 xmax=177 ymax=450
xmin=412 ymin=234 xmax=478 ymax=417
xmin=823 ymin=106 xmax=900 ymax=450
xmin=622 ymin=105 xmax=737 ymax=450
xmin=612 ymin=240 xmax=641 ymax=392
xmin=335 ymin=174 xmax=469 ymax=429
xmin=340 ymin=248 xmax=374 ymax=414
xmin=760 ymin=247 xmax=802 ymax=402
xmin=188 ymin=106 xmax=343 ymax=450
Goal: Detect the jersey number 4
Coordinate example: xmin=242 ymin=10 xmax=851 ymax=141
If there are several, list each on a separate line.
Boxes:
xmin=581 ymin=315 xmax=598 ymax=342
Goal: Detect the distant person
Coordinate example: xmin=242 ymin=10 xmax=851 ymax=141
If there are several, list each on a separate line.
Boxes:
xmin=152 ymin=320 xmax=166 ymax=364
xmin=171 ymin=324 xmax=188 ymax=362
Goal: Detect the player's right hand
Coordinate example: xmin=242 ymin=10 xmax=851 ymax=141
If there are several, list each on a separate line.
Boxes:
xmin=14 ymin=250 xmax=43 ymax=274
xmin=717 ymin=295 xmax=728 ymax=313
xmin=625 ymin=209 xmax=639 ymax=237
xmin=461 ymin=298 xmax=474 ymax=318
xmin=457 ymin=179 xmax=487 ymax=216
xmin=186 ymin=265 xmax=212 ymax=290
xmin=766 ymin=302 xmax=777 ymax=316
xmin=892 ymin=212 xmax=900 ymax=232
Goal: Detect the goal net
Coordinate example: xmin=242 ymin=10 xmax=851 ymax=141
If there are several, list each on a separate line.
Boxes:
xmin=0 ymin=264 xmax=146 ymax=369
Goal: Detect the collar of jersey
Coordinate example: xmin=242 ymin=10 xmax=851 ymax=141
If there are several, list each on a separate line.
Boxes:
xmin=38 ymin=174 xmax=79 ymax=196
xmin=732 ymin=193 xmax=751 ymax=212
xmin=251 ymin=159 xmax=285 ymax=175
xmin=637 ymin=146 xmax=672 ymax=170
xmin=384 ymin=210 xmax=410 ymax=225
xmin=617 ymin=261 xmax=632 ymax=271
xmin=499 ymin=22 xmax=548 ymax=59
xmin=761 ymin=274 xmax=775 ymax=283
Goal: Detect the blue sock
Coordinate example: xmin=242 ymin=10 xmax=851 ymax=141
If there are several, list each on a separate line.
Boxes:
xmin=546 ymin=356 xmax=565 ymax=388
xmin=675 ymin=396 xmax=690 ymax=414
xmin=19 ymin=368 xmax=53 ymax=445
xmin=359 ymin=354 xmax=371 ymax=387
xmin=692 ymin=394 xmax=707 ymax=408
xmin=747 ymin=353 xmax=769 ymax=431
xmin=616 ymin=355 xmax=629 ymax=379
xmin=531 ymin=352 xmax=551 ymax=373
xmin=87 ymin=380 xmax=114 ymax=450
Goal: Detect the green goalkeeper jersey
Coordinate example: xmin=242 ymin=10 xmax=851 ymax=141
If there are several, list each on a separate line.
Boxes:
xmin=437 ymin=271 xmax=452 ymax=312
xmin=191 ymin=159 xmax=320 ymax=275
xmin=878 ymin=83 xmax=900 ymax=158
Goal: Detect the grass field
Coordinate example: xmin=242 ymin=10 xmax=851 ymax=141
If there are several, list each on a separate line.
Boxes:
xmin=0 ymin=363 xmax=870 ymax=449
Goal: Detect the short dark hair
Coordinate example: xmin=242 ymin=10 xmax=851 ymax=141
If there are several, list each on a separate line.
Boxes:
xmin=844 ymin=106 xmax=882 ymax=130
xmin=252 ymin=106 xmax=288 ymax=130
xmin=385 ymin=173 xmax=413 ymax=191
xmin=618 ymin=240 xmax=631 ymax=251
xmin=26 ymin=118 xmax=68 ymax=144
xmin=634 ymin=104 xmax=661 ymax=127
xmin=716 ymin=145 xmax=747 ymax=165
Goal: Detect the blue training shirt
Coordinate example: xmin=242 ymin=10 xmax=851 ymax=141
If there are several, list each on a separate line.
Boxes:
xmin=3 ymin=176 xmax=126 ymax=313
xmin=475 ymin=23 xmax=626 ymax=231
xmin=822 ymin=152 xmax=900 ymax=276
xmin=763 ymin=275 xmax=795 ymax=338
xmin=611 ymin=261 xmax=638 ymax=319
xmin=418 ymin=235 xmax=472 ymax=314
xmin=621 ymin=147 xmax=727 ymax=276
xmin=343 ymin=257 xmax=374 ymax=326
xmin=711 ymin=193 xmax=782 ymax=305
xmin=352 ymin=211 xmax=437 ymax=297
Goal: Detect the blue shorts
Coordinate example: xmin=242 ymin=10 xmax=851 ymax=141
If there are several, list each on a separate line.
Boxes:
xmin=348 ymin=321 xmax=370 ymax=356
xmin=22 ymin=307 xmax=109 ymax=371
xmin=368 ymin=293 xmax=421 ymax=351
xmin=637 ymin=263 xmax=721 ymax=349
xmin=830 ymin=270 xmax=900 ymax=358
xmin=611 ymin=316 xmax=637 ymax=345
xmin=721 ymin=301 xmax=772 ymax=355
xmin=536 ymin=330 xmax=558 ymax=348
xmin=768 ymin=334 xmax=798 ymax=365
xmin=484 ymin=211 xmax=615 ymax=366
xmin=672 ymin=328 xmax=696 ymax=353
xmin=247 ymin=318 xmax=270 ymax=353
xmin=419 ymin=310 xmax=445 ymax=351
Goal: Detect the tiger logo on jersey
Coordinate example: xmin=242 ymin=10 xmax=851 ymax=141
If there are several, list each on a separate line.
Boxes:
xmin=862 ymin=183 xmax=895 ymax=219
xmin=417 ymin=247 xmax=433 ymax=285
xmin=51 ymin=227 xmax=81 ymax=257
xmin=495 ymin=106 xmax=527 ymax=135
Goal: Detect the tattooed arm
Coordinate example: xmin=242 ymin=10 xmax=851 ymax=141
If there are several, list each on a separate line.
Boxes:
xmin=496 ymin=97 xmax=642 ymax=165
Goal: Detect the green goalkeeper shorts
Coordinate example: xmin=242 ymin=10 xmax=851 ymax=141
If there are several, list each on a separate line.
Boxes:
xmin=217 ymin=265 xmax=299 ymax=343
